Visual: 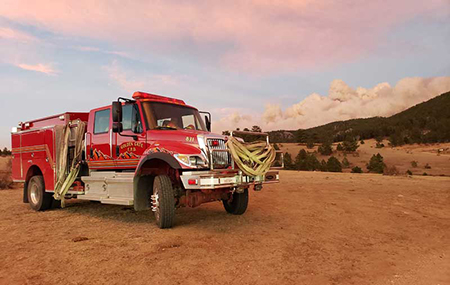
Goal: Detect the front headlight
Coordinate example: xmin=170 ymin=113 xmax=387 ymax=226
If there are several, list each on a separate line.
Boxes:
xmin=174 ymin=154 xmax=208 ymax=168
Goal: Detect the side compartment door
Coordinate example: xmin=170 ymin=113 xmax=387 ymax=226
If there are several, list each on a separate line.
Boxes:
xmin=87 ymin=108 xmax=115 ymax=169
xmin=113 ymin=102 xmax=147 ymax=169
xmin=11 ymin=134 xmax=22 ymax=181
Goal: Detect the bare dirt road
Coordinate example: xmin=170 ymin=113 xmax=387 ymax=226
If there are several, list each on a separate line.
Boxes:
xmin=1 ymin=171 xmax=449 ymax=285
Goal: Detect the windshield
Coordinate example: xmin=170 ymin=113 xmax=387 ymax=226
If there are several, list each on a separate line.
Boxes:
xmin=141 ymin=102 xmax=207 ymax=131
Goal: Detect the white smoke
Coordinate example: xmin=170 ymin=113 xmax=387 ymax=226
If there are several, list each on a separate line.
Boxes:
xmin=213 ymin=76 xmax=450 ymax=132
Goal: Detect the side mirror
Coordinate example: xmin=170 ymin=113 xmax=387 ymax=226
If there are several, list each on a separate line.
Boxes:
xmin=205 ymin=115 xmax=211 ymax=132
xmin=112 ymin=101 xmax=122 ymax=123
xmin=200 ymin=111 xmax=211 ymax=132
xmin=112 ymin=122 xmax=123 ymax=133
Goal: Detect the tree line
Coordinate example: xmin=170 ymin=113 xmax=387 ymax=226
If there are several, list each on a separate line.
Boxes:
xmin=0 ymin=147 xmax=11 ymax=156
xmin=283 ymin=148 xmax=388 ymax=175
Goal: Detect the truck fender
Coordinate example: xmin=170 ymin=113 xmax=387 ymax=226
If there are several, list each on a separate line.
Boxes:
xmin=133 ymin=153 xmax=181 ymax=211
xmin=135 ymin=152 xmax=182 ymax=175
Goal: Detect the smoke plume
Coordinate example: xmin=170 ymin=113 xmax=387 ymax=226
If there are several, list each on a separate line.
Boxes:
xmin=214 ymin=76 xmax=450 ymax=132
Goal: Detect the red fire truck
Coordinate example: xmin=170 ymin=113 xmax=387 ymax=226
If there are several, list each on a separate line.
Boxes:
xmin=11 ymin=91 xmax=279 ymax=228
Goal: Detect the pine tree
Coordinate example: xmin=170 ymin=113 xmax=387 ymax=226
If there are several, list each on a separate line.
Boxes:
xmin=320 ymin=159 xmax=328 ymax=172
xmin=283 ymin=153 xmax=294 ymax=170
xmin=367 ymin=153 xmax=386 ymax=173
xmin=318 ymin=141 xmax=333 ymax=155
xmin=342 ymin=136 xmax=359 ymax=152
xmin=327 ymin=156 xmax=342 ymax=172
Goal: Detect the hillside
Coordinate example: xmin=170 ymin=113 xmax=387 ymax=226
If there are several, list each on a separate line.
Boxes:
xmin=269 ymin=90 xmax=450 ymax=145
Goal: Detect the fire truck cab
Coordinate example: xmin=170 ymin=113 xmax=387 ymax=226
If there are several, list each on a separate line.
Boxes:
xmin=11 ymin=91 xmax=279 ymax=228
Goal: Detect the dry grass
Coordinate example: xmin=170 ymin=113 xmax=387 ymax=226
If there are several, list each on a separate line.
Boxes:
xmin=383 ymin=165 xmax=400 ymax=176
xmin=1 ymin=171 xmax=449 ymax=284
xmin=0 ymin=157 xmax=13 ymax=190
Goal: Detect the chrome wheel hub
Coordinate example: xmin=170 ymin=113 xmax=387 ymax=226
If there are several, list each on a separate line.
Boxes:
xmin=151 ymin=193 xmax=159 ymax=212
xmin=30 ymin=184 xmax=40 ymax=205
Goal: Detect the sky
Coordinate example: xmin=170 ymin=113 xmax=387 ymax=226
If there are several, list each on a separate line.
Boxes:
xmin=1 ymin=0 xmax=450 ymax=148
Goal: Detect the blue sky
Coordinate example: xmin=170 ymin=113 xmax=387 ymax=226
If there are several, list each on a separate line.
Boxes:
xmin=1 ymin=1 xmax=449 ymax=148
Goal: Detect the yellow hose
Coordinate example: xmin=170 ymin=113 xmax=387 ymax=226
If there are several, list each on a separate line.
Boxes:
xmin=226 ymin=137 xmax=275 ymax=177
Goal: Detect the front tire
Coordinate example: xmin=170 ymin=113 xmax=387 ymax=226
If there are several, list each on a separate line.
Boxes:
xmin=27 ymin=175 xmax=52 ymax=211
xmin=223 ymin=188 xmax=248 ymax=215
xmin=151 ymin=175 xmax=176 ymax=229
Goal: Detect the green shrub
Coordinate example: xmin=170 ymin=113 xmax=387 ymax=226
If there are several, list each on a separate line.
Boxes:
xmin=342 ymin=137 xmax=359 ymax=152
xmin=318 ymin=141 xmax=333 ymax=155
xmin=295 ymin=149 xmax=321 ymax=171
xmin=351 ymin=166 xmax=363 ymax=173
xmin=375 ymin=142 xmax=385 ymax=148
xmin=320 ymin=159 xmax=328 ymax=172
xmin=367 ymin=153 xmax=386 ymax=174
xmin=406 ymin=170 xmax=413 ymax=175
xmin=411 ymin=161 xmax=418 ymax=168
xmin=336 ymin=143 xmax=344 ymax=151
xmin=342 ymin=157 xmax=350 ymax=168
xmin=283 ymin=152 xmax=294 ymax=170
xmin=326 ymin=156 xmax=342 ymax=172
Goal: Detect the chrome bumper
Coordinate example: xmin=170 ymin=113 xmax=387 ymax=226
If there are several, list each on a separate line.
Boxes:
xmin=180 ymin=169 xmax=279 ymax=190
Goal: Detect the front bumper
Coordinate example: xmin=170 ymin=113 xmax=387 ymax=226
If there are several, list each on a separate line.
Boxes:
xmin=180 ymin=169 xmax=279 ymax=190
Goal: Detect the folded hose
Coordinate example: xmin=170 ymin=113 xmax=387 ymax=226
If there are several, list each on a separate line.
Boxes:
xmin=53 ymin=120 xmax=86 ymax=207
xmin=226 ymin=136 xmax=275 ymax=177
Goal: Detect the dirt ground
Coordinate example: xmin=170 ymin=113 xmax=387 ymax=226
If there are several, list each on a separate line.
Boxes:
xmin=280 ymin=139 xmax=450 ymax=176
xmin=1 ymin=167 xmax=449 ymax=285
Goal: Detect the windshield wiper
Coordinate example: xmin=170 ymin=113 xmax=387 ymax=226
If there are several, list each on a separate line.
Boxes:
xmin=154 ymin=126 xmax=178 ymax=130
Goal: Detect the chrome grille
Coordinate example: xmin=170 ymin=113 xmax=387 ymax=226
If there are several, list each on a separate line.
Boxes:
xmin=207 ymin=139 xmax=231 ymax=169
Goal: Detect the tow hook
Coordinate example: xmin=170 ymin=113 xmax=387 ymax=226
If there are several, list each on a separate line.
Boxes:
xmin=254 ymin=184 xmax=263 ymax=191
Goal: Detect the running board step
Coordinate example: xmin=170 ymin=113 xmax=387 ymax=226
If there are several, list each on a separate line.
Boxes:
xmin=79 ymin=172 xmax=134 ymax=205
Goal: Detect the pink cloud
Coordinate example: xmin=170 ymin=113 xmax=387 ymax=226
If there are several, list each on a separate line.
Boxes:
xmin=103 ymin=60 xmax=178 ymax=93
xmin=16 ymin=63 xmax=57 ymax=75
xmin=0 ymin=27 xmax=37 ymax=43
xmin=0 ymin=0 xmax=448 ymax=72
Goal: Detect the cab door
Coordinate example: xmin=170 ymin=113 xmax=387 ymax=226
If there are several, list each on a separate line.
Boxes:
xmin=86 ymin=107 xmax=115 ymax=169
xmin=113 ymin=102 xmax=147 ymax=169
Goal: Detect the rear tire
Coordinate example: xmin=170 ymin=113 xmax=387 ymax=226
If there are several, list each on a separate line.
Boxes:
xmin=27 ymin=175 xmax=52 ymax=211
xmin=152 ymin=175 xmax=176 ymax=229
xmin=223 ymin=188 xmax=248 ymax=215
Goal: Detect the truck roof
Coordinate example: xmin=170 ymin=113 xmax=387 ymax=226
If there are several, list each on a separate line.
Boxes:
xmin=17 ymin=112 xmax=89 ymax=131
xmin=14 ymin=91 xmax=195 ymax=132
